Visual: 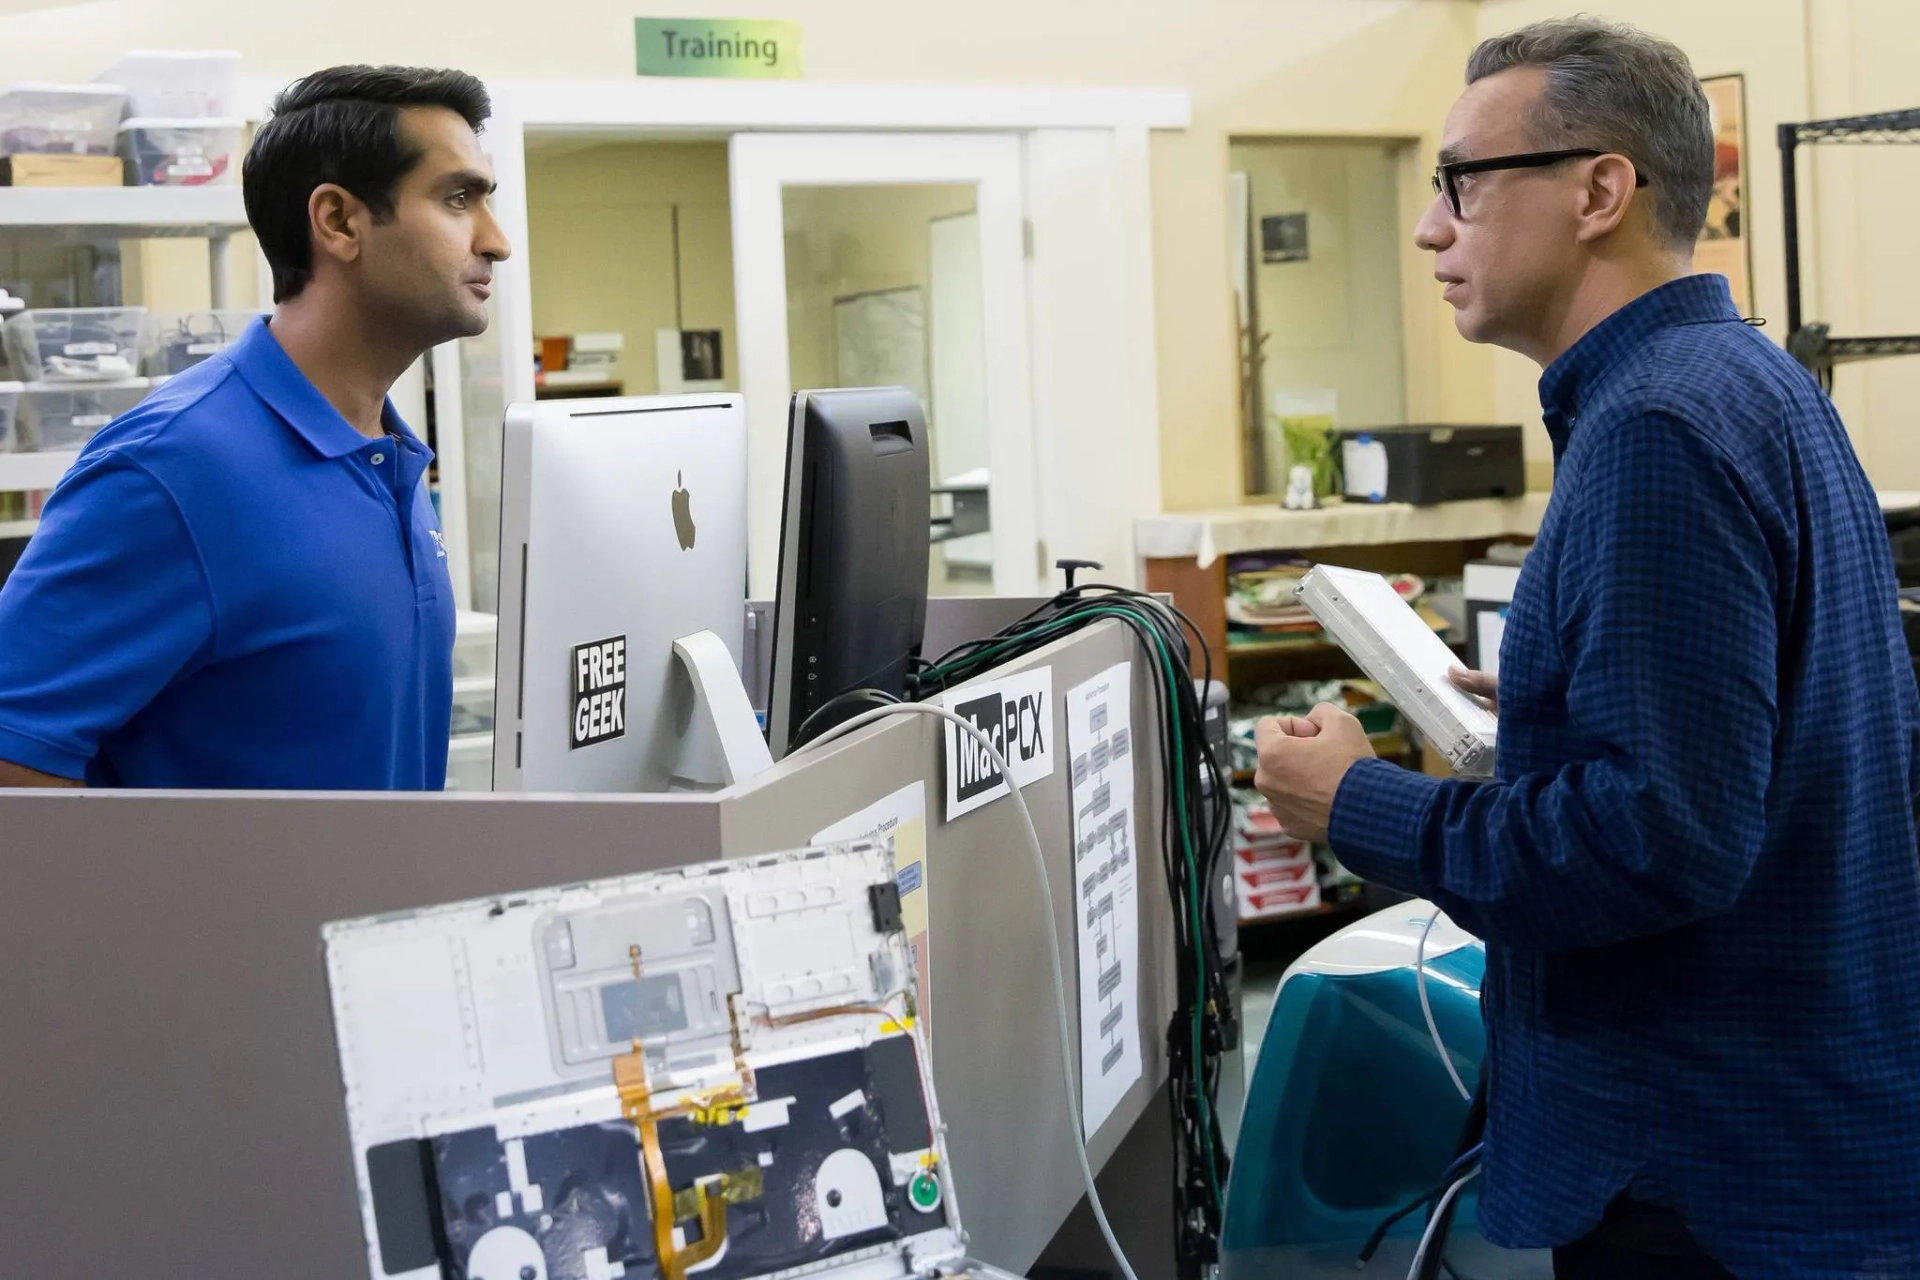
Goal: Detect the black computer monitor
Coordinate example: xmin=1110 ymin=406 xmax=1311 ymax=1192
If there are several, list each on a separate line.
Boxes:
xmin=766 ymin=387 xmax=931 ymax=759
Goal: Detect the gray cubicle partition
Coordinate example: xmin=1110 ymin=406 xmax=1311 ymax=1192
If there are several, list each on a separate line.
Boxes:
xmin=0 ymin=614 xmax=1174 ymax=1278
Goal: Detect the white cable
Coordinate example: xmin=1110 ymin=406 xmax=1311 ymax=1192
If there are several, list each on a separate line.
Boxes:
xmin=1418 ymin=906 xmax=1471 ymax=1102
xmin=805 ymin=702 xmax=1142 ymax=1280
xmin=1405 ymin=1165 xmax=1479 ymax=1280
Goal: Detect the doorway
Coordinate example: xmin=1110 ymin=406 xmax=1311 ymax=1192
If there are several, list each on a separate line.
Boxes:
xmin=730 ymin=132 xmax=1037 ymax=599
xmin=777 ymin=184 xmax=993 ymax=595
xmin=1230 ymin=138 xmax=1410 ymax=498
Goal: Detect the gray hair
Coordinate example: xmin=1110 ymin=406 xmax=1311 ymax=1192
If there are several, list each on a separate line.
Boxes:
xmin=1467 ymin=17 xmax=1714 ymax=248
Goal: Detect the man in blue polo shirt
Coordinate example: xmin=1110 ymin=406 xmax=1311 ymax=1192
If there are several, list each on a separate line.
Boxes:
xmin=0 ymin=65 xmax=510 ymax=789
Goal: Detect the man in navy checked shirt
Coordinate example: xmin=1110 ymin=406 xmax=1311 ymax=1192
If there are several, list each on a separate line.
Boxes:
xmin=1257 ymin=19 xmax=1920 ymax=1279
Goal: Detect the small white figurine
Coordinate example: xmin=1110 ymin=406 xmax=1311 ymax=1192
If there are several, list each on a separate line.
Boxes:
xmin=1283 ymin=463 xmax=1318 ymax=511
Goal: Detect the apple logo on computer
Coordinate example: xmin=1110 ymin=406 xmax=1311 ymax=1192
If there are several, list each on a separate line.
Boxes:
xmin=671 ymin=470 xmax=696 ymax=550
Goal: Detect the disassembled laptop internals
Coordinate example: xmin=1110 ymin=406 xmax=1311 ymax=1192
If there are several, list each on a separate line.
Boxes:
xmin=325 ymin=841 xmax=963 ymax=1280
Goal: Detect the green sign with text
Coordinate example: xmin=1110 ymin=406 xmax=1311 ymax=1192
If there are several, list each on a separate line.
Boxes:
xmin=635 ymin=18 xmax=802 ymax=79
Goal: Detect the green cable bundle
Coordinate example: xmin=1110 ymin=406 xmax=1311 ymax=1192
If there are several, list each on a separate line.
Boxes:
xmin=910 ymin=586 xmax=1235 ymax=1278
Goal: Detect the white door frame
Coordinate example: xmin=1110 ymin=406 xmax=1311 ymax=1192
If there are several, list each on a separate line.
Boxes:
xmin=429 ymin=93 xmax=535 ymax=611
xmin=729 ymin=131 xmax=1037 ymax=596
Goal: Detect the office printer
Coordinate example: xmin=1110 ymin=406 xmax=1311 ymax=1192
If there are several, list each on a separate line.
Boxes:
xmin=1339 ymin=424 xmax=1525 ymax=506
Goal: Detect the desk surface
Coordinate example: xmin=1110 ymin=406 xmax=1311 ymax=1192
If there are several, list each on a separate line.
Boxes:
xmin=1136 ymin=493 xmax=1550 ymax=565
xmin=0 ymin=613 xmax=1172 ymax=1277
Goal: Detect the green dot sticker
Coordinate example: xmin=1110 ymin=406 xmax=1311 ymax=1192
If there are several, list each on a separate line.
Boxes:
xmin=909 ymin=1170 xmax=942 ymax=1213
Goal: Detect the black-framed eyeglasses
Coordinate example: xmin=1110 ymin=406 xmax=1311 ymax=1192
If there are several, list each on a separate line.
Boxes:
xmin=1430 ymin=147 xmax=1649 ymax=216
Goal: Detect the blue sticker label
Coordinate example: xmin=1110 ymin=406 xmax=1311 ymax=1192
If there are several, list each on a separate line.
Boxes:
xmin=897 ymin=861 xmax=924 ymax=896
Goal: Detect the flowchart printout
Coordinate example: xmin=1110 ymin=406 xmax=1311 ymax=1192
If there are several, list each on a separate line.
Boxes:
xmin=1066 ymin=661 xmax=1142 ymax=1136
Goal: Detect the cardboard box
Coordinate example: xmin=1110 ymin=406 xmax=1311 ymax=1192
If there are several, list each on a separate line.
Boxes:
xmin=1239 ymin=880 xmax=1323 ymax=919
xmin=1237 ymin=858 xmax=1315 ymax=891
xmin=1235 ymin=835 xmax=1313 ymax=867
xmin=0 ymin=154 xmax=124 ymax=186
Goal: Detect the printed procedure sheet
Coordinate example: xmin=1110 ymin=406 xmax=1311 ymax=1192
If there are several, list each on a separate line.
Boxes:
xmin=1065 ymin=661 xmax=1143 ymax=1135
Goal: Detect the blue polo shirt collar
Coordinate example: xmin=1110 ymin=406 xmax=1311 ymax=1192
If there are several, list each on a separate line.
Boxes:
xmin=1537 ymin=273 xmax=1742 ymax=458
xmin=227 ymin=316 xmax=425 ymax=460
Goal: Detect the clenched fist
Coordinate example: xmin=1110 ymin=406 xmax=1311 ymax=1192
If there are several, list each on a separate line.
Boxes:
xmin=1252 ymin=702 xmax=1376 ymax=843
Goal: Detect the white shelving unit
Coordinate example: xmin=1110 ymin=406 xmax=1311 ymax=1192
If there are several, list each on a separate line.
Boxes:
xmin=0 ymin=186 xmax=247 ymax=238
xmin=0 ymin=185 xmax=251 ymax=500
xmin=0 ymin=453 xmax=80 ymax=494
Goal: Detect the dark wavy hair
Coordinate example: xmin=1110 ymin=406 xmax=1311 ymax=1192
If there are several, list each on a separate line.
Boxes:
xmin=242 ymin=65 xmax=490 ymax=302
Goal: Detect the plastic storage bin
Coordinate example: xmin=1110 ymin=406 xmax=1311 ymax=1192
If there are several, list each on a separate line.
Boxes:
xmin=143 ymin=310 xmax=259 ymax=375
xmin=450 ymin=677 xmax=495 ymax=737
xmin=96 ymin=51 xmax=239 ymax=119
xmin=21 ymin=379 xmax=148 ymax=451
xmin=444 ymin=733 xmax=494 ymax=793
xmin=0 ymin=83 xmax=128 ymax=155
xmin=0 ymin=293 xmax=20 ymax=382
xmin=118 ymin=117 xmax=242 ymax=186
xmin=3 ymin=308 xmax=146 ymax=383
xmin=0 ymin=382 xmax=21 ymax=452
xmin=453 ymin=611 xmax=498 ymax=680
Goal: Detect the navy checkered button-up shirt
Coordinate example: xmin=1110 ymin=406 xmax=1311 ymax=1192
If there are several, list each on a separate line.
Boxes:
xmin=1329 ymin=274 xmax=1920 ymax=1276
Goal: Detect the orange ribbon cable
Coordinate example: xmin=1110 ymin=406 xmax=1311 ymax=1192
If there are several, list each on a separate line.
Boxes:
xmin=613 ymin=944 xmax=754 ymax=1280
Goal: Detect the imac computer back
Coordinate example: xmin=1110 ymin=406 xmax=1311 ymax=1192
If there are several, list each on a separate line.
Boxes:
xmin=766 ymin=387 xmax=932 ymax=758
xmin=493 ymin=394 xmax=748 ymax=792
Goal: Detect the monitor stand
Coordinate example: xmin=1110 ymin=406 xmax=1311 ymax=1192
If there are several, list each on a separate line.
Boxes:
xmin=668 ymin=630 xmax=774 ymax=791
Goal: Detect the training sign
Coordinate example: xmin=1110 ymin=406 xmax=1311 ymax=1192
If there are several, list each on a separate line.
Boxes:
xmin=635 ymin=19 xmax=803 ymax=79
xmin=570 ymin=635 xmax=627 ymax=749
xmin=941 ymin=666 xmax=1056 ymax=821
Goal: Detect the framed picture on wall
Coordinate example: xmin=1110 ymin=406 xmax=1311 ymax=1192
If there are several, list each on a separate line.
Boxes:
xmin=1261 ymin=212 xmax=1310 ymax=264
xmin=1698 ymin=74 xmax=1753 ymax=315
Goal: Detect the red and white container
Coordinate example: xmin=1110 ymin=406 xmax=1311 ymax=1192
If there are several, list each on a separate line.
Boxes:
xmin=118 ymin=117 xmax=242 ymax=186
xmin=1240 ymin=880 xmax=1323 ymax=920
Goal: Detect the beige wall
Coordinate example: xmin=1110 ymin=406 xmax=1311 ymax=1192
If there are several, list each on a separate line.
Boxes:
xmin=9 ymin=0 xmax=1915 ymax=504
xmin=525 ymin=139 xmax=735 ymax=394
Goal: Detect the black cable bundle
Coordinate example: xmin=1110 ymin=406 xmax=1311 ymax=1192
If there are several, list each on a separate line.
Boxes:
xmin=910 ymin=585 xmax=1234 ymax=1279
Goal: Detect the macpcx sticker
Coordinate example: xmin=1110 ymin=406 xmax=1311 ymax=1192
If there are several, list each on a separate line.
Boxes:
xmin=570 ymin=635 xmax=627 ymax=749
xmin=941 ymin=666 xmax=1055 ymax=821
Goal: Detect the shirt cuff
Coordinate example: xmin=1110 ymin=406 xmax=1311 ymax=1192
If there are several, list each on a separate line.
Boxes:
xmin=1328 ymin=756 xmax=1442 ymax=894
xmin=0 ymin=723 xmax=88 ymax=781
